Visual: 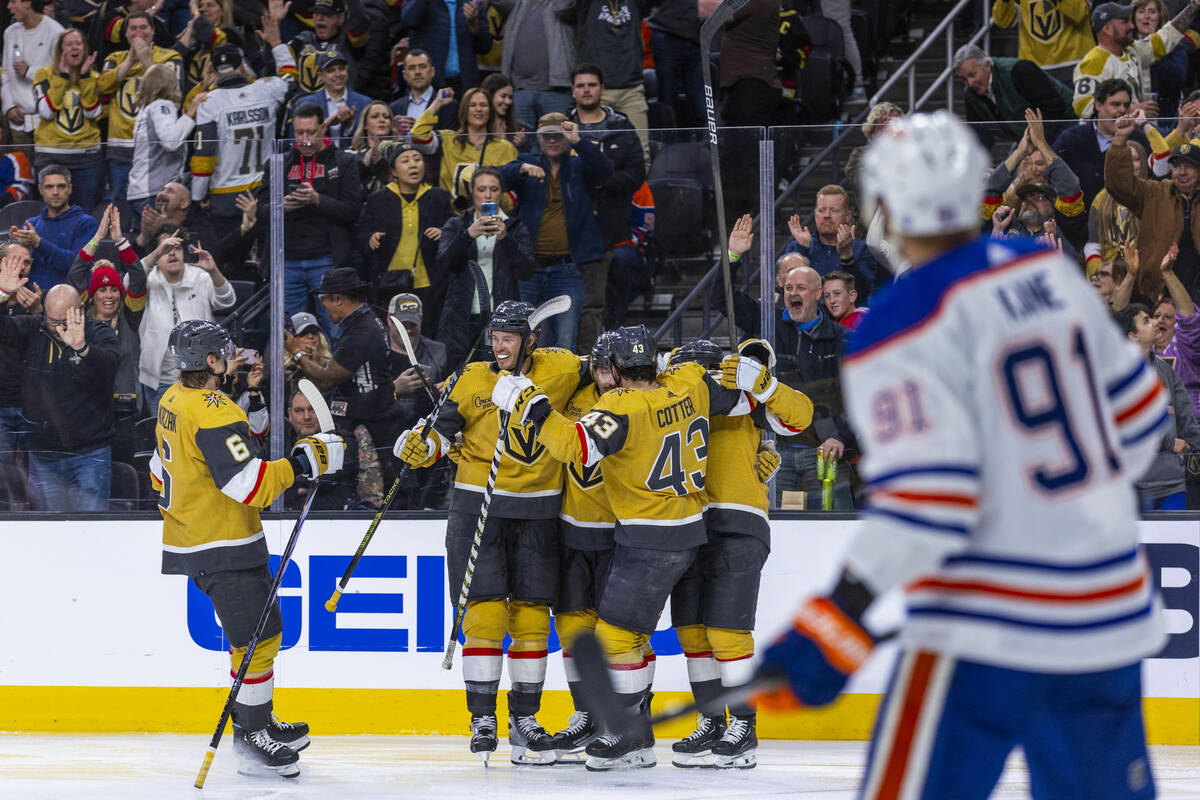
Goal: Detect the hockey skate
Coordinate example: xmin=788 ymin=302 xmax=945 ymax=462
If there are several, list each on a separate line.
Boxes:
xmin=670 ymin=714 xmax=725 ymax=768
xmin=712 ymin=715 xmax=757 ymax=769
xmin=551 ymin=710 xmax=599 ymax=764
xmin=232 ymin=724 xmax=300 ymax=778
xmin=584 ymin=719 xmax=656 ymax=772
xmin=508 ymin=713 xmax=558 ymax=765
xmin=470 ymin=714 xmax=498 ymax=766
xmin=269 ymin=714 xmax=310 ymax=752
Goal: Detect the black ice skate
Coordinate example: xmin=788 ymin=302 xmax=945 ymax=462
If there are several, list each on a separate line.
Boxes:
xmin=232 ymin=724 xmax=300 ymax=778
xmin=712 ymin=715 xmax=757 ymax=769
xmin=670 ymin=714 xmax=726 ymax=768
xmin=269 ymin=714 xmax=310 ymax=752
xmin=508 ymin=713 xmax=558 ymax=765
xmin=470 ymin=714 xmax=499 ymax=766
xmin=551 ymin=710 xmax=599 ymax=764
xmin=583 ymin=725 xmax=656 ymax=771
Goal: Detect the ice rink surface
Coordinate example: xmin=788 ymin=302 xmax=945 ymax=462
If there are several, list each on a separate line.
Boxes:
xmin=1 ymin=735 xmax=1198 ymax=799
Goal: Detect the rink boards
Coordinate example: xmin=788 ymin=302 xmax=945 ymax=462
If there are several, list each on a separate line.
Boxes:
xmin=1 ymin=516 xmax=1196 ymax=743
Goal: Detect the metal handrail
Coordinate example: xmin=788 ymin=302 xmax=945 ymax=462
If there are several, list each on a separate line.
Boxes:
xmin=654 ymin=0 xmax=989 ymax=344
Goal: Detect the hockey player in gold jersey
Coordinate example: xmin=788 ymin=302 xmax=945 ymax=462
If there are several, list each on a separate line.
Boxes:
xmin=667 ymin=339 xmax=799 ymax=770
xmin=491 ymin=325 xmax=813 ymax=770
xmin=393 ymin=300 xmax=585 ymax=765
xmin=150 ymin=320 xmax=344 ymax=778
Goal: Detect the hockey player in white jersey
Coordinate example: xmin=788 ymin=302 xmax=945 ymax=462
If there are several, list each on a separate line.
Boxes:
xmin=753 ymin=111 xmax=1169 ymax=799
xmin=190 ymin=12 xmax=295 ymax=225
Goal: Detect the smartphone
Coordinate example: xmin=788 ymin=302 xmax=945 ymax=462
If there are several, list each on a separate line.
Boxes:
xmin=240 ymin=349 xmax=261 ymax=366
xmin=439 ymin=88 xmax=452 ymax=100
xmin=481 ymin=202 xmax=497 ymax=217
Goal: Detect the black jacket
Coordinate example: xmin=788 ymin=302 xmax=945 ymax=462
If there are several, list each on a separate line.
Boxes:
xmin=357 ymin=182 xmax=455 ymax=295
xmin=1053 ymin=122 xmax=1151 ymax=211
xmin=435 ymin=211 xmax=536 ymax=366
xmin=773 ymin=309 xmax=856 ymax=448
xmin=568 ymin=106 xmax=646 ymax=247
xmin=0 ymin=314 xmax=121 ymax=455
xmin=258 ymin=143 xmax=363 ymax=268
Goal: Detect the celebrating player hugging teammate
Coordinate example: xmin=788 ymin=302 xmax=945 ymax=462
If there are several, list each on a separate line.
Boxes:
xmin=151 ymin=320 xmax=345 ymax=778
xmin=490 ymin=324 xmax=813 ymax=771
xmin=393 ymin=300 xmax=587 ymax=766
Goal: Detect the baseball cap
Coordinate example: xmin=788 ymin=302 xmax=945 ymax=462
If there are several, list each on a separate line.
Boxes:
xmin=1092 ymin=2 xmax=1133 ymax=33
xmin=317 ymin=47 xmax=348 ymax=71
xmin=313 ymin=0 xmax=345 ymax=13
xmin=1014 ymin=180 xmax=1055 ymax=201
xmin=536 ymin=112 xmax=567 ymax=134
xmin=290 ymin=312 xmax=322 ymax=335
xmin=388 ymin=292 xmax=423 ymax=325
xmin=1169 ymin=142 xmax=1200 ymax=168
xmin=211 ymin=43 xmax=243 ymax=73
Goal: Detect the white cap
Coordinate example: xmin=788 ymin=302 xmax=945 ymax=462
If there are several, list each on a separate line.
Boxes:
xmin=859 ymin=111 xmax=988 ymax=237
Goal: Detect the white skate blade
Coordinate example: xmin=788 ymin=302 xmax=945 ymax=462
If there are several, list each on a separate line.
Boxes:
xmin=510 ymin=745 xmax=558 ymax=766
xmin=714 ymin=750 xmax=757 ymax=770
xmin=287 ymin=734 xmax=310 ymax=751
xmin=477 ymin=750 xmax=491 ymax=767
xmin=553 ymin=747 xmax=589 ymax=765
xmin=585 ymin=747 xmax=657 ymax=772
xmin=671 ymin=750 xmax=717 ymax=769
xmin=235 ymin=759 xmax=301 ymax=779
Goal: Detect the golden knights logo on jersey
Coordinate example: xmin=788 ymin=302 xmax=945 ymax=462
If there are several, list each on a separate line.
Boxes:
xmin=568 ymin=461 xmax=602 ymax=490
xmin=116 ymin=75 xmax=141 ymax=118
xmin=203 ymin=391 xmax=228 ymax=408
xmin=1029 ymin=0 xmax=1064 ymax=42
xmin=505 ymin=418 xmax=546 ymax=465
xmin=297 ymin=44 xmax=323 ymax=93
xmin=56 ymin=89 xmax=85 ymax=134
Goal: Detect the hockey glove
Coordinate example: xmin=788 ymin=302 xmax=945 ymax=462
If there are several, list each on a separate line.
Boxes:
xmin=446 ymin=441 xmax=463 ymax=464
xmin=755 ymin=442 xmax=781 ymax=482
xmin=739 ymin=338 xmax=776 ymax=370
xmin=755 ymin=595 xmax=874 ymax=710
xmin=291 ymin=433 xmax=346 ymax=479
xmin=491 ymin=374 xmax=549 ymax=426
xmin=392 ymin=421 xmax=445 ymax=467
xmin=719 ymin=354 xmax=778 ymax=402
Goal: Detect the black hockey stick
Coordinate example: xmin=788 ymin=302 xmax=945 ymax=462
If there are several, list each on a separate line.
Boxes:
xmin=442 ymin=293 xmax=574 ymax=670
xmin=571 ymin=626 xmax=898 ymax=734
xmin=700 ymin=0 xmax=750 ymax=351
xmin=325 ymin=262 xmax=492 ymax=613
xmin=194 ymin=379 xmax=334 ymax=788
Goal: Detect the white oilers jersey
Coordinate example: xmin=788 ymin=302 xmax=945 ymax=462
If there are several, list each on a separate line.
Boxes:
xmin=842 ymin=236 xmax=1168 ymax=673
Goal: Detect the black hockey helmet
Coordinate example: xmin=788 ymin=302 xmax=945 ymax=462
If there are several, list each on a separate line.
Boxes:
xmin=487 ymin=300 xmax=537 ymax=339
xmin=168 ymin=319 xmax=236 ymax=371
xmin=669 ymin=338 xmax=724 ymax=370
xmin=590 ymin=330 xmax=620 ymax=370
xmin=609 ymin=325 xmax=656 ymax=371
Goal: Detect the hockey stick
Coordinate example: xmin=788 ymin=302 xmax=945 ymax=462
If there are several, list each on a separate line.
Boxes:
xmin=325 ymin=262 xmax=493 ymax=613
xmin=441 ymin=293 xmax=573 ymax=670
xmin=570 ymin=626 xmax=898 ymax=735
xmin=193 ymin=382 xmax=334 ymax=788
xmin=700 ymin=0 xmax=749 ymax=351
xmin=392 ymin=315 xmax=438 ymax=404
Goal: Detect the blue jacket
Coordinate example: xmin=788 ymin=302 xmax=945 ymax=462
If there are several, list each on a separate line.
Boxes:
xmin=27 ymin=205 xmax=98 ymax=291
xmin=500 ymin=136 xmax=613 ymax=266
xmin=400 ymin=0 xmax=492 ymax=90
xmin=294 ymin=88 xmax=373 ymax=149
xmin=1052 ymin=121 xmax=1150 ymax=211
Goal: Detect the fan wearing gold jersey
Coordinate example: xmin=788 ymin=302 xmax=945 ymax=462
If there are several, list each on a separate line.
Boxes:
xmin=393 ymin=300 xmax=585 ymax=765
xmin=149 ymin=320 xmax=344 ymax=778
xmin=491 ymin=325 xmax=814 ymax=771
xmin=667 ymin=338 xmax=804 ymax=771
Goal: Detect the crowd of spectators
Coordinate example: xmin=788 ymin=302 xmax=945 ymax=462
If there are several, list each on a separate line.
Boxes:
xmin=1 ymin=0 xmax=1199 ymax=514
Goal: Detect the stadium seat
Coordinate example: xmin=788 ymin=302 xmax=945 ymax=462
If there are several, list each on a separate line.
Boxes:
xmin=0 ymin=200 xmax=46 ymax=232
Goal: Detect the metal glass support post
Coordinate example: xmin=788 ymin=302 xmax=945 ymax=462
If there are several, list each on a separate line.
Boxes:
xmin=268 ymin=149 xmax=286 ymax=512
xmin=759 ymin=139 xmax=778 ymax=509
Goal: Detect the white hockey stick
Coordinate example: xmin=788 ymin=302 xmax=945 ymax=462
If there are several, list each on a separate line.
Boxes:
xmin=297 ymin=378 xmax=335 ymax=434
xmin=391 ymin=315 xmax=439 ymax=404
xmin=442 ymin=294 xmax=573 ymax=670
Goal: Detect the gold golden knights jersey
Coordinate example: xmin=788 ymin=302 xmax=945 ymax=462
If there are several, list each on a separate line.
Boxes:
xmin=32 ymin=67 xmax=102 ymax=156
xmin=991 ymin=0 xmax=1094 ymax=70
xmin=559 ymin=382 xmax=614 ymax=550
xmin=538 ymin=363 xmax=748 ymax=551
xmin=150 ymin=384 xmax=296 ymax=578
xmin=435 ymin=348 xmax=583 ymax=518
xmin=97 ymin=47 xmax=183 ymax=153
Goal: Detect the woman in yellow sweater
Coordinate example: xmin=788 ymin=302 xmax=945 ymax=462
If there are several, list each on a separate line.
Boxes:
xmin=410 ymin=86 xmax=517 ymax=208
xmin=33 ymin=28 xmax=103 ymax=210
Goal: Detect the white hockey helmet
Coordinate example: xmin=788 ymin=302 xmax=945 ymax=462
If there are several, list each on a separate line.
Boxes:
xmin=859 ymin=110 xmax=988 ymax=237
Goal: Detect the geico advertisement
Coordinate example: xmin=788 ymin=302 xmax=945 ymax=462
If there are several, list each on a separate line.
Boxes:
xmin=0 ymin=518 xmax=1195 ymax=696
